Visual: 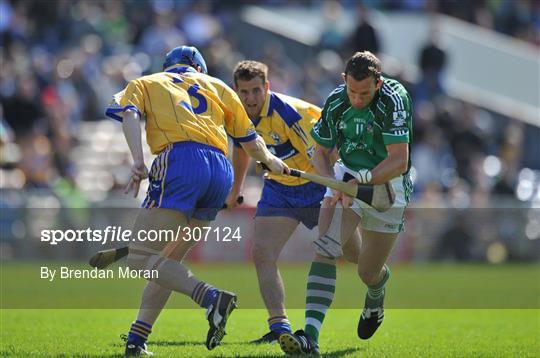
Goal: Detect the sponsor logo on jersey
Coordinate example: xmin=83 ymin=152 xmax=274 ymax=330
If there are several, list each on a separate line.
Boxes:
xmin=269 ymin=131 xmax=282 ymax=144
xmin=392 ymin=111 xmax=407 ymax=126
xmin=366 ymin=119 xmax=374 ymax=134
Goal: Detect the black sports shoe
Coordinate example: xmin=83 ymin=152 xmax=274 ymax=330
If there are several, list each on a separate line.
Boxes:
xmin=357 ymin=305 xmax=384 ymax=339
xmin=124 ymin=342 xmax=153 ymax=356
xmin=122 ymin=335 xmax=153 ymax=356
xmin=205 ymin=290 xmax=238 ymax=350
xmin=120 ymin=334 xmax=154 ymax=357
xmin=250 ymin=330 xmax=280 ymax=344
xmin=279 ymin=329 xmax=320 ymax=356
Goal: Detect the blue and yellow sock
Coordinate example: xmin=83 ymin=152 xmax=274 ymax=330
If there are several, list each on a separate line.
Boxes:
xmin=191 ymin=282 xmax=219 ymax=308
xmin=268 ymin=315 xmax=291 ymax=334
xmin=127 ymin=320 xmax=152 ymax=346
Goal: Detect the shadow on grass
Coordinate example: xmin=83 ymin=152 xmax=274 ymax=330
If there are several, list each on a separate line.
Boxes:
xmin=152 ymin=339 xmax=237 ymax=347
xmin=61 ymin=354 xmax=124 ymax=358
xmin=223 ymin=345 xmax=362 ymax=357
xmin=233 ymin=355 xmax=283 ymax=358
xmin=151 ymin=340 xmax=203 ymax=347
xmin=323 ymin=347 xmax=362 ymax=357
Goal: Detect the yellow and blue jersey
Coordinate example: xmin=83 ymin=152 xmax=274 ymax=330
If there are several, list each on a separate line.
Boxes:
xmin=250 ymin=91 xmax=321 ymax=186
xmin=106 ymin=65 xmax=257 ymax=155
xmin=250 ymin=91 xmax=325 ymax=226
xmin=105 ymin=65 xmax=256 ymax=221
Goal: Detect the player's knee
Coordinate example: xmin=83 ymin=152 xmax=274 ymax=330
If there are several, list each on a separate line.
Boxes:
xmin=126 ymin=248 xmax=159 ymax=271
xmin=358 ymin=268 xmax=382 ymax=286
xmin=251 ymin=241 xmax=278 ymax=266
xmin=126 ymin=253 xmax=146 ymax=270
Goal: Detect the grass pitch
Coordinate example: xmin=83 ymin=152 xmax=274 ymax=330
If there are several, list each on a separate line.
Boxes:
xmin=1 ymin=263 xmax=538 ymax=356
xmin=1 ymin=309 xmax=538 ymax=357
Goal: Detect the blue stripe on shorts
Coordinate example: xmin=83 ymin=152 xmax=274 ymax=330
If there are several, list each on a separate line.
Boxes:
xmin=142 ymin=141 xmax=233 ymax=221
xmin=256 ymin=179 xmax=325 ymax=229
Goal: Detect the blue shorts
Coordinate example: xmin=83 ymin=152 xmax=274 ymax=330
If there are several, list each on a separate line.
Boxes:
xmin=256 ymin=179 xmax=326 ymax=229
xmin=142 ymin=141 xmax=233 ymax=221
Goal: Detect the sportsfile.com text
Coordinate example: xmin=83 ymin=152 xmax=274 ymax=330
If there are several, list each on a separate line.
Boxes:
xmin=40 ymin=226 xmax=242 ymax=245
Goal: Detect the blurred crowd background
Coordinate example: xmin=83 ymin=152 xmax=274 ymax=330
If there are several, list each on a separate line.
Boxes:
xmin=1 ymin=0 xmax=539 ymax=263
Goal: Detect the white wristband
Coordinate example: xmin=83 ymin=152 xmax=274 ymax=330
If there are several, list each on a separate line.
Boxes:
xmin=355 ymin=169 xmax=372 ymax=184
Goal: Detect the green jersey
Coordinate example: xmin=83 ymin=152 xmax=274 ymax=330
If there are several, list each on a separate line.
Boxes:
xmin=311 ymin=76 xmax=413 ymax=172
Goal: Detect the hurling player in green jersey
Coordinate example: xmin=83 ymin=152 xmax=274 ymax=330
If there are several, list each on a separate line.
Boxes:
xmin=279 ymin=51 xmax=413 ymax=355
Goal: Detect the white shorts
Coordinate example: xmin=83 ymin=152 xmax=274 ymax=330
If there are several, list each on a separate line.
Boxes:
xmin=324 ymin=161 xmax=409 ymax=233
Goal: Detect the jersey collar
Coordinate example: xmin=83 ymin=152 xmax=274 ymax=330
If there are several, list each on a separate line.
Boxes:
xmin=164 ymin=64 xmax=198 ymax=74
xmin=250 ymin=90 xmax=272 ymax=127
xmin=261 ymin=90 xmax=272 ymax=117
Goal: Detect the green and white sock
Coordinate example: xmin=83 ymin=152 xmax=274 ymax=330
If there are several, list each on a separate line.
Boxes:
xmin=304 ymin=261 xmax=336 ymax=343
xmin=366 ymin=264 xmax=390 ymax=308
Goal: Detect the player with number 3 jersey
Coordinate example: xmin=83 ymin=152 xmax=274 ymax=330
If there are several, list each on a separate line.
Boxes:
xmin=106 ymin=46 xmax=288 ymax=356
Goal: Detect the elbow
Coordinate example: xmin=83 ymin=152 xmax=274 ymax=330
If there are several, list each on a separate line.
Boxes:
xmin=390 ymin=154 xmax=408 ymax=175
xmin=397 ymin=160 xmax=408 ymax=174
xmin=240 ymin=136 xmax=264 ymax=157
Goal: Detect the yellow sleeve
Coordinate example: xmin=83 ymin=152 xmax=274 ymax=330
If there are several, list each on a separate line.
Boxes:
xmin=105 ymin=88 xmax=127 ymax=122
xmin=119 ymin=79 xmax=145 ymax=116
xmin=287 ymin=105 xmax=321 ymax=159
xmin=220 ymin=84 xmax=257 ymax=142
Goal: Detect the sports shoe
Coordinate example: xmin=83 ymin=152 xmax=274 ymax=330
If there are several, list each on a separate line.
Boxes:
xmin=279 ymin=329 xmax=320 ymax=355
xmin=250 ymin=330 xmax=280 ymax=344
xmin=357 ymin=305 xmax=384 ymax=339
xmin=205 ymin=290 xmax=238 ymax=350
xmin=122 ymin=335 xmax=153 ymax=356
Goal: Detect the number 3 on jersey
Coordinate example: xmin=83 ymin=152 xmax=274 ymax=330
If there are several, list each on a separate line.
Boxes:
xmin=172 ymin=77 xmax=208 ymax=114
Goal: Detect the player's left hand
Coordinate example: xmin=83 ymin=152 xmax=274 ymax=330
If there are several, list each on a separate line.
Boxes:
xmin=266 ymin=156 xmax=290 ymax=175
xmin=124 ymin=162 xmax=148 ymax=197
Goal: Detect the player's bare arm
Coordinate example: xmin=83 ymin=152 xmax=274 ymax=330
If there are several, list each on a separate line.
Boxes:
xmin=241 ymin=135 xmax=290 ymax=175
xmin=312 ymin=143 xmax=335 ymax=179
xmin=350 ymin=142 xmax=409 ymax=186
xmin=312 ymin=143 xmax=346 ymax=206
xmin=122 ymin=109 xmax=148 ymax=197
xmin=369 ymin=143 xmax=408 ymax=185
xmin=226 ymin=144 xmax=251 ymax=208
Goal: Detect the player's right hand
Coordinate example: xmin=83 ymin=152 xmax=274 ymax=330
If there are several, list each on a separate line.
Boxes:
xmin=224 ymin=187 xmax=242 ymax=209
xmin=265 ymin=156 xmax=290 ymax=175
xmin=330 ymin=189 xmax=344 ymax=206
xmin=341 ymin=178 xmax=360 ymax=208
xmin=124 ymin=161 xmax=149 ymax=197
xmin=330 ymin=178 xmax=358 ymax=208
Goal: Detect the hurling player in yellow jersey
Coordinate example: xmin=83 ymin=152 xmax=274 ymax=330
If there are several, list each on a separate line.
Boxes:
xmin=227 ymin=61 xmax=360 ymax=344
xmin=107 ymin=47 xmax=288 ymax=356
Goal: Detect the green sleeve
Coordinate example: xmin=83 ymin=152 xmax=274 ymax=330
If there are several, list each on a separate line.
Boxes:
xmin=381 ymin=91 xmax=412 ymax=145
xmin=310 ymin=97 xmax=338 ymax=148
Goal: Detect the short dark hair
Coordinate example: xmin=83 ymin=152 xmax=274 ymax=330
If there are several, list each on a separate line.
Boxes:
xmin=344 ymin=51 xmax=381 ymax=81
xmin=233 ymin=61 xmax=268 ymax=87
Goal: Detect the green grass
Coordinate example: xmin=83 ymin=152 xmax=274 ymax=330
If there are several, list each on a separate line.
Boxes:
xmin=1 ymin=262 xmax=539 ymax=308
xmin=1 ymin=263 xmax=539 ymax=356
xmin=1 ymin=309 xmax=538 ymax=357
